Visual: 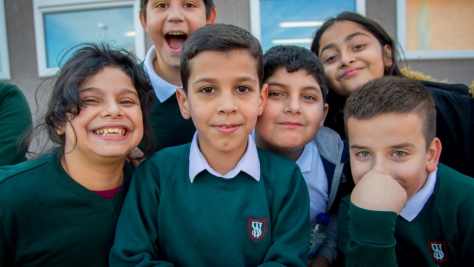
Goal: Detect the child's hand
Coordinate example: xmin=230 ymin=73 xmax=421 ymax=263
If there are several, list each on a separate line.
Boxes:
xmin=127 ymin=147 xmax=145 ymax=169
xmin=350 ymin=170 xmax=407 ymax=214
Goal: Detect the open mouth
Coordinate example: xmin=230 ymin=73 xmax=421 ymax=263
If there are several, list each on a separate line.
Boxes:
xmin=165 ymin=32 xmax=188 ymax=51
xmin=94 ymin=128 xmax=126 ymax=137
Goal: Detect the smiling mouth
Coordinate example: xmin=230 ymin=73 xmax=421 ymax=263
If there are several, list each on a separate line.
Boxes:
xmin=94 ymin=128 xmax=126 ymax=136
xmin=165 ymin=32 xmax=188 ymax=51
xmin=341 ymin=68 xmax=362 ymax=79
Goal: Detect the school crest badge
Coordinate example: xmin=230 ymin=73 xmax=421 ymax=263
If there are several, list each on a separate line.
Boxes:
xmin=248 ymin=218 xmax=267 ymax=241
xmin=427 ymin=239 xmax=448 ymax=263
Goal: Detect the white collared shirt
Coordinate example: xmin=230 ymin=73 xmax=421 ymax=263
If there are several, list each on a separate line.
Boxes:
xmin=400 ymin=168 xmax=438 ymax=222
xmin=296 ymin=140 xmax=328 ymax=222
xmin=143 ymin=46 xmax=179 ymax=102
xmin=188 ymin=132 xmax=261 ymax=183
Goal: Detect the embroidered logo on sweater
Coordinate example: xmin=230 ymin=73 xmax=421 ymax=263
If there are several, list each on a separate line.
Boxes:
xmin=427 ymin=239 xmax=448 ymax=263
xmin=248 ymin=218 xmax=267 ymax=241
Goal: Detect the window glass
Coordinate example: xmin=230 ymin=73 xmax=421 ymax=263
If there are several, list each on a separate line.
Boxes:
xmin=34 ymin=0 xmax=144 ymax=77
xmin=0 ymin=0 xmax=10 ymax=80
xmin=44 ymin=6 xmax=134 ymax=68
xmin=254 ymin=0 xmax=364 ymax=52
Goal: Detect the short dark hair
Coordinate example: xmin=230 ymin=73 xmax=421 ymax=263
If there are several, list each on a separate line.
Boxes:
xmin=344 ymin=76 xmax=436 ymax=149
xmin=263 ymin=45 xmax=329 ymax=102
xmin=311 ymin=12 xmax=402 ymax=77
xmin=36 ymin=43 xmax=155 ymax=158
xmin=180 ymin=23 xmax=263 ymax=93
xmin=140 ymin=0 xmax=215 ymax=20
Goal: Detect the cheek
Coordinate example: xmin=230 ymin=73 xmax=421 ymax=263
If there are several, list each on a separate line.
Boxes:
xmin=393 ymin=164 xmax=426 ymax=195
xmin=349 ymin=158 xmax=370 ymax=184
xmin=324 ymin=66 xmax=337 ymax=81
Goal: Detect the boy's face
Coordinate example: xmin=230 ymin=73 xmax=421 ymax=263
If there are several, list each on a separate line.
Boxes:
xmin=255 ymin=68 xmax=327 ymax=160
xmin=347 ymin=113 xmax=440 ymax=200
xmin=140 ymin=0 xmax=216 ymax=70
xmin=177 ymin=49 xmax=267 ymax=159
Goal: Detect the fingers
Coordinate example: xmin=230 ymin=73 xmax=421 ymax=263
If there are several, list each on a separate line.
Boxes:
xmin=350 ymin=170 xmax=407 ymax=214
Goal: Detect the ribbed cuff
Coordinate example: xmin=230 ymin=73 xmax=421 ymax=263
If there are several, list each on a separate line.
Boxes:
xmin=349 ymin=202 xmax=397 ymax=245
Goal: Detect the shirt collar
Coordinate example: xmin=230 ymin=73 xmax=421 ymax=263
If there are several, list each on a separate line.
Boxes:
xmin=188 ymin=132 xmax=260 ymax=183
xmin=400 ymin=168 xmax=437 ymax=222
xmin=143 ymin=46 xmax=179 ymax=102
xmin=295 ymin=141 xmax=316 ymax=173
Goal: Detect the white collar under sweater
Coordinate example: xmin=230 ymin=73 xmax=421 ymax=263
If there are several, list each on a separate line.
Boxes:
xmin=143 ymin=46 xmax=179 ymax=102
xmin=188 ymin=132 xmax=261 ymax=183
xmin=400 ymin=168 xmax=437 ymax=222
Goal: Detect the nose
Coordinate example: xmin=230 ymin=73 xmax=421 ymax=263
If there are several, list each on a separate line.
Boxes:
xmin=340 ymin=50 xmax=355 ymax=67
xmin=371 ymin=156 xmax=389 ymax=174
xmin=217 ymin=90 xmax=237 ymax=114
xmin=101 ymin=100 xmax=123 ymax=118
xmin=283 ymin=95 xmax=301 ymax=114
xmin=167 ymin=4 xmax=184 ymax=22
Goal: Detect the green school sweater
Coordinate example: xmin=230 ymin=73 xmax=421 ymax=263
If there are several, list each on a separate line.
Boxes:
xmin=0 ymin=151 xmax=133 ymax=267
xmin=147 ymin=94 xmax=196 ymax=152
xmin=110 ymin=143 xmax=310 ymax=267
xmin=338 ymin=164 xmax=474 ymax=266
xmin=0 ymin=82 xmax=32 ymax=166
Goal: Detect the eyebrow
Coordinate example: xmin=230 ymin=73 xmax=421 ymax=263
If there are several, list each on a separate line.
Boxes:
xmin=350 ymin=142 xmax=416 ymax=150
xmin=320 ymin=32 xmax=371 ymax=55
xmin=79 ymin=87 xmax=139 ymax=97
xmin=192 ymin=76 xmax=258 ymax=86
xmin=267 ymin=81 xmax=321 ymax=93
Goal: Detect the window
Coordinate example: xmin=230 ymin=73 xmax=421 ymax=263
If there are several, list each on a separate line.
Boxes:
xmin=33 ymin=0 xmax=145 ymax=77
xmin=397 ymin=0 xmax=474 ymax=59
xmin=0 ymin=0 xmax=10 ymax=80
xmin=250 ymin=0 xmax=366 ymax=52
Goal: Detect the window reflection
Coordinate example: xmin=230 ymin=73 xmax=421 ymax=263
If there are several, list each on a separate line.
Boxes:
xmin=259 ymin=0 xmax=356 ymax=52
xmin=44 ymin=6 xmax=134 ymax=68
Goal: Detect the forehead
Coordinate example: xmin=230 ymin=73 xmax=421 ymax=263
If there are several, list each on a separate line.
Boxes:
xmin=188 ymin=49 xmax=259 ymax=80
xmin=319 ymin=21 xmax=377 ymax=49
xmin=146 ymin=0 xmax=206 ymax=6
xmin=347 ymin=113 xmax=425 ymax=146
xmin=78 ymin=67 xmax=137 ymax=93
xmin=266 ymin=68 xmax=321 ymax=91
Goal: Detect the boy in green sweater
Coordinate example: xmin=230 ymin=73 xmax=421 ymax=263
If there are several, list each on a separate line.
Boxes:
xmin=109 ymin=24 xmax=310 ymax=266
xmin=138 ymin=0 xmax=216 ymax=151
xmin=339 ymin=76 xmax=474 ymax=266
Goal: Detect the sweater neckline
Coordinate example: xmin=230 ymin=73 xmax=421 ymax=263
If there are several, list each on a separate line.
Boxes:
xmin=50 ymin=151 xmax=131 ymax=210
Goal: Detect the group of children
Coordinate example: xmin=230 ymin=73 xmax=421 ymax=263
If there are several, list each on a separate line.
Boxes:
xmin=0 ymin=1 xmax=473 ymax=266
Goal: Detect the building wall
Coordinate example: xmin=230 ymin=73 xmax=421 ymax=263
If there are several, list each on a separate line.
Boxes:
xmin=4 ymin=0 xmax=473 ymax=121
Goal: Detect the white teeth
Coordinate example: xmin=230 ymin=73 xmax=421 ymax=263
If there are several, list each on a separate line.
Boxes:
xmin=168 ymin=32 xmax=185 ymax=36
xmin=94 ymin=128 xmax=126 ymax=136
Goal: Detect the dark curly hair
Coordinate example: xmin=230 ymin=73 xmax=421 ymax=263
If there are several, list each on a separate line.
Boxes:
xmin=31 ymin=42 xmax=155 ymax=158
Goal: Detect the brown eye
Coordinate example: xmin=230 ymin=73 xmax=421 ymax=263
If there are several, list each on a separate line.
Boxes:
xmin=236 ymin=86 xmax=250 ymax=93
xmin=199 ymin=87 xmax=215 ymax=94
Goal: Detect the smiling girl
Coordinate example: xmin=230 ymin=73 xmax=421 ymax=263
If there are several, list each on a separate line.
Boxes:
xmin=0 ymin=43 xmax=154 ymax=266
xmin=311 ymin=12 xmax=473 ymax=177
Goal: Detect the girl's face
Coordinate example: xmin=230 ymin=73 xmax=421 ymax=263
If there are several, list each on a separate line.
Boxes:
xmin=318 ymin=21 xmax=393 ymax=96
xmin=62 ymin=66 xmax=144 ymax=162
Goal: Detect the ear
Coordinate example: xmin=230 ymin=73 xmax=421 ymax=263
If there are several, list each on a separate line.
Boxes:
xmin=257 ymin=83 xmax=268 ymax=116
xmin=426 ymin=137 xmax=441 ymax=173
xmin=319 ymin=103 xmax=329 ymax=129
xmin=382 ymin=44 xmax=393 ymax=68
xmin=56 ymin=125 xmax=65 ymax=135
xmin=139 ymin=11 xmax=148 ymax=32
xmin=176 ymin=87 xmax=191 ymax=119
xmin=206 ymin=8 xmax=217 ymax=24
